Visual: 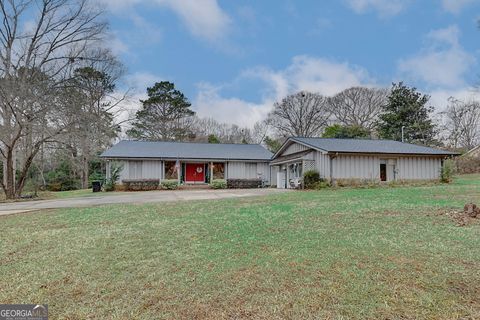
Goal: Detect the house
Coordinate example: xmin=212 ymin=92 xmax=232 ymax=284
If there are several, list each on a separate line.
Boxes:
xmin=100 ymin=140 xmax=273 ymax=185
xmin=271 ymin=137 xmax=458 ymax=188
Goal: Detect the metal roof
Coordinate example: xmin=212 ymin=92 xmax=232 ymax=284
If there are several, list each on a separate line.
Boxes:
xmin=100 ymin=140 xmax=273 ymax=161
xmin=289 ymin=137 xmax=459 ymax=156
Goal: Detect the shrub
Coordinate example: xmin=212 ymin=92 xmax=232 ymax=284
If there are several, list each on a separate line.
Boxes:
xmin=104 ymin=163 xmax=123 ymax=192
xmin=227 ymin=179 xmax=261 ymax=189
xmin=455 ymin=156 xmax=480 ymax=174
xmin=122 ymin=179 xmax=160 ymax=191
xmin=160 ymin=179 xmax=179 ymax=190
xmin=303 ymin=170 xmax=321 ymax=189
xmin=210 ymin=179 xmax=227 ymax=189
xmin=441 ymin=159 xmax=455 ymax=183
xmin=313 ymin=180 xmax=330 ymax=189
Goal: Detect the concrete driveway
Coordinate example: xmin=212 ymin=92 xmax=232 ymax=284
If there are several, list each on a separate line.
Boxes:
xmin=0 ymin=188 xmax=288 ymax=216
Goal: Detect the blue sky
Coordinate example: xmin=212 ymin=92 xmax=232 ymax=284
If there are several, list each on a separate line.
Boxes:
xmin=103 ymin=0 xmax=480 ymax=126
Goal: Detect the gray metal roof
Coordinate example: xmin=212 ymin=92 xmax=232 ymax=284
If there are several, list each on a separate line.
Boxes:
xmin=290 ymin=137 xmax=458 ymax=156
xmin=101 ymin=140 xmax=273 ymax=161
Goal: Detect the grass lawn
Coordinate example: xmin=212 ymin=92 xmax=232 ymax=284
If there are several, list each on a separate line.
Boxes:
xmin=0 ymin=188 xmax=123 ymax=202
xmin=1 ymin=176 xmax=480 ymax=319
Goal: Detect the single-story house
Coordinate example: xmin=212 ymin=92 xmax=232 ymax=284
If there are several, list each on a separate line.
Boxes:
xmin=100 ymin=140 xmax=273 ymax=185
xmin=271 ymin=137 xmax=458 ymax=188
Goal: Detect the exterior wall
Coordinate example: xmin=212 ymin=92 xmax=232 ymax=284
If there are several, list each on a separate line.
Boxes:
xmin=332 ymin=155 xmax=380 ymax=180
xmin=396 ymin=157 xmax=441 ymax=180
xmin=314 ymin=151 xmax=331 ymax=179
xmin=141 ymin=160 xmax=163 ymax=180
xmin=226 ymin=161 xmax=271 ymax=183
xmin=313 ymin=151 xmax=442 ymax=181
xmin=282 ymin=142 xmax=310 ymax=156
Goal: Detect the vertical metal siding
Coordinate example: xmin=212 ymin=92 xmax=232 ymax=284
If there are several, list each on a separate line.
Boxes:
xmin=141 ymin=160 xmax=163 ymax=180
xmin=397 ymin=157 xmax=441 ymax=180
xmin=226 ymin=161 xmax=271 ymax=182
xmin=282 ymin=142 xmax=310 ymax=155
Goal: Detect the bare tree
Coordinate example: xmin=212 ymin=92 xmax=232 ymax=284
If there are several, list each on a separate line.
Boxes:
xmin=0 ymin=0 xmax=109 ymax=199
xmin=443 ymin=98 xmax=480 ymax=150
xmin=268 ymin=91 xmax=331 ymax=137
xmin=328 ymin=87 xmax=388 ymax=130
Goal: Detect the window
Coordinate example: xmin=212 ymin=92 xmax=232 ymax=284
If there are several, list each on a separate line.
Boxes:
xmin=212 ymin=163 xmax=225 ymax=179
xmin=164 ymin=161 xmax=178 ymax=180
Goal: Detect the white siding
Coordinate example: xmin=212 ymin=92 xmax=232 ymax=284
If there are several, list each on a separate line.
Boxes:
xmin=314 ymin=151 xmax=330 ymax=179
xmin=312 ymin=152 xmax=442 ymax=181
xmin=282 ymin=142 xmax=310 ymax=155
xmin=226 ymin=161 xmax=271 ymax=182
xmin=332 ymin=155 xmax=379 ymax=180
xmin=397 ymin=157 xmax=441 ymax=180
xmin=142 ymin=160 xmax=163 ymax=180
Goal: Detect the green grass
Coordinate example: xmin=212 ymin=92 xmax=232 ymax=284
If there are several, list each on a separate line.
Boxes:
xmin=1 ymin=176 xmax=480 ymax=319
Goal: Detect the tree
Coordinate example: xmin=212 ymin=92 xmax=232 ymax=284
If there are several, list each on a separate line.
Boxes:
xmin=268 ymin=91 xmax=331 ymax=137
xmin=0 ymin=0 xmax=108 ymax=199
xmin=208 ymin=134 xmax=220 ymax=143
xmin=264 ymin=136 xmax=283 ymax=153
xmin=377 ymin=82 xmax=437 ymax=145
xmin=62 ymin=58 xmax=123 ymax=189
xmin=328 ymin=87 xmax=388 ymax=130
xmin=127 ymin=81 xmax=195 ymax=141
xmin=322 ymin=124 xmax=371 ymax=139
xmin=443 ymin=98 xmax=480 ymax=150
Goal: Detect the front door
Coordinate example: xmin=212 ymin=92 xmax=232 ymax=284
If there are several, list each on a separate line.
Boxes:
xmin=185 ymin=163 xmax=205 ymax=183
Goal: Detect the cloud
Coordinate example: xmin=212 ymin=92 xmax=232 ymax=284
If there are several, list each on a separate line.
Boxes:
xmin=398 ymin=25 xmax=475 ymax=89
xmin=101 ymin=0 xmax=230 ymax=42
xmin=442 ymin=0 xmax=477 ymax=14
xmin=193 ymin=55 xmax=374 ymax=127
xmin=344 ymin=0 xmax=409 ymax=17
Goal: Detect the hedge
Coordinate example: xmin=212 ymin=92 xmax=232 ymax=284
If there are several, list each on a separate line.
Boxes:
xmin=122 ymin=179 xmax=159 ymax=191
xmin=227 ymin=178 xmax=262 ymax=189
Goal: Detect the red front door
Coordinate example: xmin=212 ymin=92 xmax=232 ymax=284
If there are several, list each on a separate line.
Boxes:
xmin=185 ymin=163 xmax=205 ymax=183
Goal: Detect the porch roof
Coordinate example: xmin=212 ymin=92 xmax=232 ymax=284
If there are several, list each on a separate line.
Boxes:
xmin=270 ymin=150 xmax=312 ymax=165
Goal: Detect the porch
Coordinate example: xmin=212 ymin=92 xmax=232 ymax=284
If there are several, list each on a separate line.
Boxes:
xmin=270 ymin=151 xmax=316 ymax=189
xmin=164 ymin=161 xmax=226 ymax=185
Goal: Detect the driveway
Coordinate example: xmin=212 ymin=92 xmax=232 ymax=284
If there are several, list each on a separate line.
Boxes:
xmin=0 ymin=188 xmax=289 ymax=216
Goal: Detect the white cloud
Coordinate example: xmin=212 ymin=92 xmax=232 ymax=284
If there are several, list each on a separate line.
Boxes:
xmin=398 ymin=25 xmax=475 ymax=89
xmin=344 ymin=0 xmax=409 ymax=17
xmin=101 ymin=0 xmax=230 ymax=42
xmin=193 ymin=55 xmax=374 ymax=127
xmin=442 ymin=0 xmax=477 ymax=14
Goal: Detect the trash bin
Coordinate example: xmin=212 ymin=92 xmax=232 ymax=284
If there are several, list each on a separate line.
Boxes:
xmin=92 ymin=181 xmax=102 ymax=193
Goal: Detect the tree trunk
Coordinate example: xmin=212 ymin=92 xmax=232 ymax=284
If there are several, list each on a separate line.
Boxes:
xmin=82 ymin=155 xmax=89 ymax=189
xmin=5 ymin=148 xmax=15 ymax=199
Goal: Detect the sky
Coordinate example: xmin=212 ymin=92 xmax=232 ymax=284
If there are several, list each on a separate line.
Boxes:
xmin=101 ymin=0 xmax=480 ymax=127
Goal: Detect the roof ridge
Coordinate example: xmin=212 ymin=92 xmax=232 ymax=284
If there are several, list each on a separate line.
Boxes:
xmin=119 ymin=139 xmax=263 ymax=146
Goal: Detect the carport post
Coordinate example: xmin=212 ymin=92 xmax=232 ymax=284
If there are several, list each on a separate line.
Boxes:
xmin=210 ymin=162 xmax=213 ymax=183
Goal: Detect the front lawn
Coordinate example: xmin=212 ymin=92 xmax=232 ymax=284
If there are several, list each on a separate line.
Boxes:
xmin=1 ymin=175 xmax=479 ymax=319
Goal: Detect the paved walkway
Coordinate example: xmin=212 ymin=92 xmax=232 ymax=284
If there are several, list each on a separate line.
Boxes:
xmin=0 ymin=188 xmax=288 ymax=216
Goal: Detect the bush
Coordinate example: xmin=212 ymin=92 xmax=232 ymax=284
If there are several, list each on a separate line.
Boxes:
xmin=455 ymin=156 xmax=480 ymax=174
xmin=104 ymin=162 xmax=122 ymax=192
xmin=227 ymin=179 xmax=261 ymax=189
xmin=303 ymin=170 xmax=321 ymax=189
xmin=312 ymin=180 xmax=330 ymax=189
xmin=441 ymin=159 xmax=455 ymax=183
xmin=210 ymin=179 xmax=227 ymax=189
xmin=122 ymin=179 xmax=159 ymax=191
xmin=160 ymin=179 xmax=179 ymax=190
